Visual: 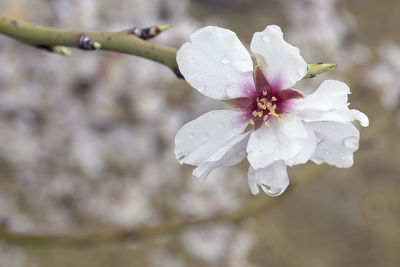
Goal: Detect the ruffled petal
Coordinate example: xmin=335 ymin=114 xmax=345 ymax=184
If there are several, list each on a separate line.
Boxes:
xmin=250 ymin=25 xmax=308 ymax=91
xmin=175 ymin=110 xmax=248 ymax=166
xmin=246 ymin=118 xmax=309 ymax=169
xmin=307 ymin=121 xmax=360 ymax=168
xmin=177 ymin=26 xmax=254 ymax=100
xmin=285 ymin=124 xmax=317 ymax=166
xmin=294 ymin=80 xmax=369 ymax=127
xmin=248 ymin=161 xmax=289 ymax=196
xmin=193 ymin=131 xmax=251 ymax=182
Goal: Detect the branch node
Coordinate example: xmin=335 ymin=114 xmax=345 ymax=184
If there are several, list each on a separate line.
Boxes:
xmin=78 ymin=34 xmax=101 ymax=50
xmin=129 ymin=24 xmax=172 ymax=40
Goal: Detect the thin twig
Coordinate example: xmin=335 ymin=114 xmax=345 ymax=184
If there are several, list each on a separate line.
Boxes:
xmin=0 ymin=16 xmax=182 ymax=78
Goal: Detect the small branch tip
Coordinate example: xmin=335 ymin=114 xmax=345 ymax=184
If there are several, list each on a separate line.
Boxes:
xmin=130 ymin=24 xmax=172 ymax=40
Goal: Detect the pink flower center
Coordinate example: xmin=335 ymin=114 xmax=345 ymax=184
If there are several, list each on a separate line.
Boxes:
xmin=231 ymin=66 xmax=304 ymax=129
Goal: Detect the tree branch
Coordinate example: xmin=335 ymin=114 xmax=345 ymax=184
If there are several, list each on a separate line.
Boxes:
xmin=0 ymin=16 xmax=182 ymax=78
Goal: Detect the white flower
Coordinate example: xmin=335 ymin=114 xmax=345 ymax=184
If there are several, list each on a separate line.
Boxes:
xmin=175 ymin=25 xmax=369 ymax=196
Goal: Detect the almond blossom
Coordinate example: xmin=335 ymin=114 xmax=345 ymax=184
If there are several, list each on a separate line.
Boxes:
xmin=175 ymin=25 xmax=369 ymax=196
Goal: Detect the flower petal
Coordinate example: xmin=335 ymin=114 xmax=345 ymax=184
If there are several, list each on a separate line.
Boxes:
xmin=175 ymin=110 xmax=248 ymax=166
xmin=177 ymin=26 xmax=254 ymax=100
xmin=193 ymin=131 xmax=251 ymax=182
xmin=250 ymin=25 xmax=308 ymax=91
xmin=246 ymin=118 xmax=309 ymax=169
xmin=285 ymin=124 xmax=317 ymax=166
xmin=308 ymin=121 xmax=360 ymax=168
xmin=248 ymin=161 xmax=289 ymax=196
xmin=294 ymin=80 xmax=369 ymax=127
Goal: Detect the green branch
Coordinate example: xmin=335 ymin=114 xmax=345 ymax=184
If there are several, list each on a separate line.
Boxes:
xmin=0 ymin=16 xmax=182 ymax=77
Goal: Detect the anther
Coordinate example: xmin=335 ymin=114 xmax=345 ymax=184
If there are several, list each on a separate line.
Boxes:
xmin=271 ymin=96 xmax=277 ymax=101
xmin=249 ymin=119 xmax=255 ymax=125
xmin=262 ymin=91 xmax=267 ymax=96
xmin=265 ymin=121 xmax=270 ymax=126
xmin=236 ymin=108 xmax=241 ymax=112
xmin=252 ymin=111 xmax=258 ymax=117
xmin=263 ymin=115 xmax=268 ymax=121
xmin=246 ymin=89 xmax=250 ymax=93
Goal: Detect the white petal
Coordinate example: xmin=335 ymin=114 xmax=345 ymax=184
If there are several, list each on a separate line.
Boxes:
xmin=248 ymin=161 xmax=289 ymax=196
xmin=175 ymin=110 xmax=248 ymax=166
xmin=250 ymin=25 xmax=308 ymax=90
xmin=246 ymin=118 xmax=309 ymax=169
xmin=285 ymin=124 xmax=317 ymax=166
xmin=308 ymin=121 xmax=360 ymax=168
xmin=177 ymin=26 xmax=254 ymax=100
xmin=193 ymin=131 xmax=251 ymax=182
xmin=294 ymin=80 xmax=369 ymax=127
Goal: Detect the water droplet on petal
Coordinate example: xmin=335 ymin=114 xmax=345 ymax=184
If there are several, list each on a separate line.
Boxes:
xmin=343 ymin=136 xmax=358 ymax=149
xmin=220 ymin=56 xmax=229 ymax=65
xmin=237 ymin=150 xmax=246 ymax=157
xmin=201 ymin=133 xmax=210 ymax=141
xmin=261 ymin=184 xmax=283 ymax=196
xmin=188 ymin=132 xmax=195 ymax=140
xmin=225 ymin=84 xmax=242 ymax=98
xmin=313 ymin=156 xmax=324 ymax=164
xmin=262 ymin=35 xmax=271 ymax=43
xmin=217 ymin=122 xmax=226 ymax=130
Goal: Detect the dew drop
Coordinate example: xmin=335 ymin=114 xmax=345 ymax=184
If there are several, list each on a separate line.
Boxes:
xmin=262 ymin=35 xmax=271 ymax=43
xmin=188 ymin=132 xmax=195 ymax=140
xmin=217 ymin=122 xmax=226 ymax=130
xmin=313 ymin=157 xmax=324 ymax=164
xmin=225 ymin=84 xmax=242 ymax=98
xmin=343 ymin=137 xmax=358 ymax=149
xmin=220 ymin=56 xmax=229 ymax=65
xmin=201 ymin=133 xmax=210 ymax=141
xmin=237 ymin=151 xmax=246 ymax=157
xmin=261 ymin=184 xmax=283 ymax=196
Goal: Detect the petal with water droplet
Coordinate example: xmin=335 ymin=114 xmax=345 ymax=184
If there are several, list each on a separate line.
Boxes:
xmin=307 ymin=121 xmax=360 ymax=168
xmin=175 ymin=110 xmax=248 ymax=166
xmin=247 ymin=161 xmax=289 ymax=196
xmin=177 ymin=26 xmax=253 ymax=100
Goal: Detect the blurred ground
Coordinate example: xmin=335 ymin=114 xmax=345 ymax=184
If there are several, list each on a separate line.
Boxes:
xmin=0 ymin=0 xmax=399 ymax=266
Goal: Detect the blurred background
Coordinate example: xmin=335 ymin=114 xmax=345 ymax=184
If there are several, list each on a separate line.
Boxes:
xmin=0 ymin=0 xmax=399 ymax=266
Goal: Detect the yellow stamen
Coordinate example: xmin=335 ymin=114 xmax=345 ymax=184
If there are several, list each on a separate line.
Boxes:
xmin=246 ymin=89 xmax=250 ymax=93
xmin=252 ymin=111 xmax=258 ymax=117
xmin=242 ymin=116 xmax=247 ymax=120
xmin=263 ymin=115 xmax=268 ymax=121
xmin=271 ymin=96 xmax=277 ymax=101
xmin=265 ymin=121 xmax=270 ymax=126
xmin=262 ymin=91 xmax=267 ymax=96
xmin=236 ymin=108 xmax=241 ymax=112
xmin=249 ymin=119 xmax=255 ymax=125
xmin=257 ymin=102 xmax=264 ymax=109
xmin=266 ymin=102 xmax=281 ymax=119
xmin=257 ymin=111 xmax=263 ymax=118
